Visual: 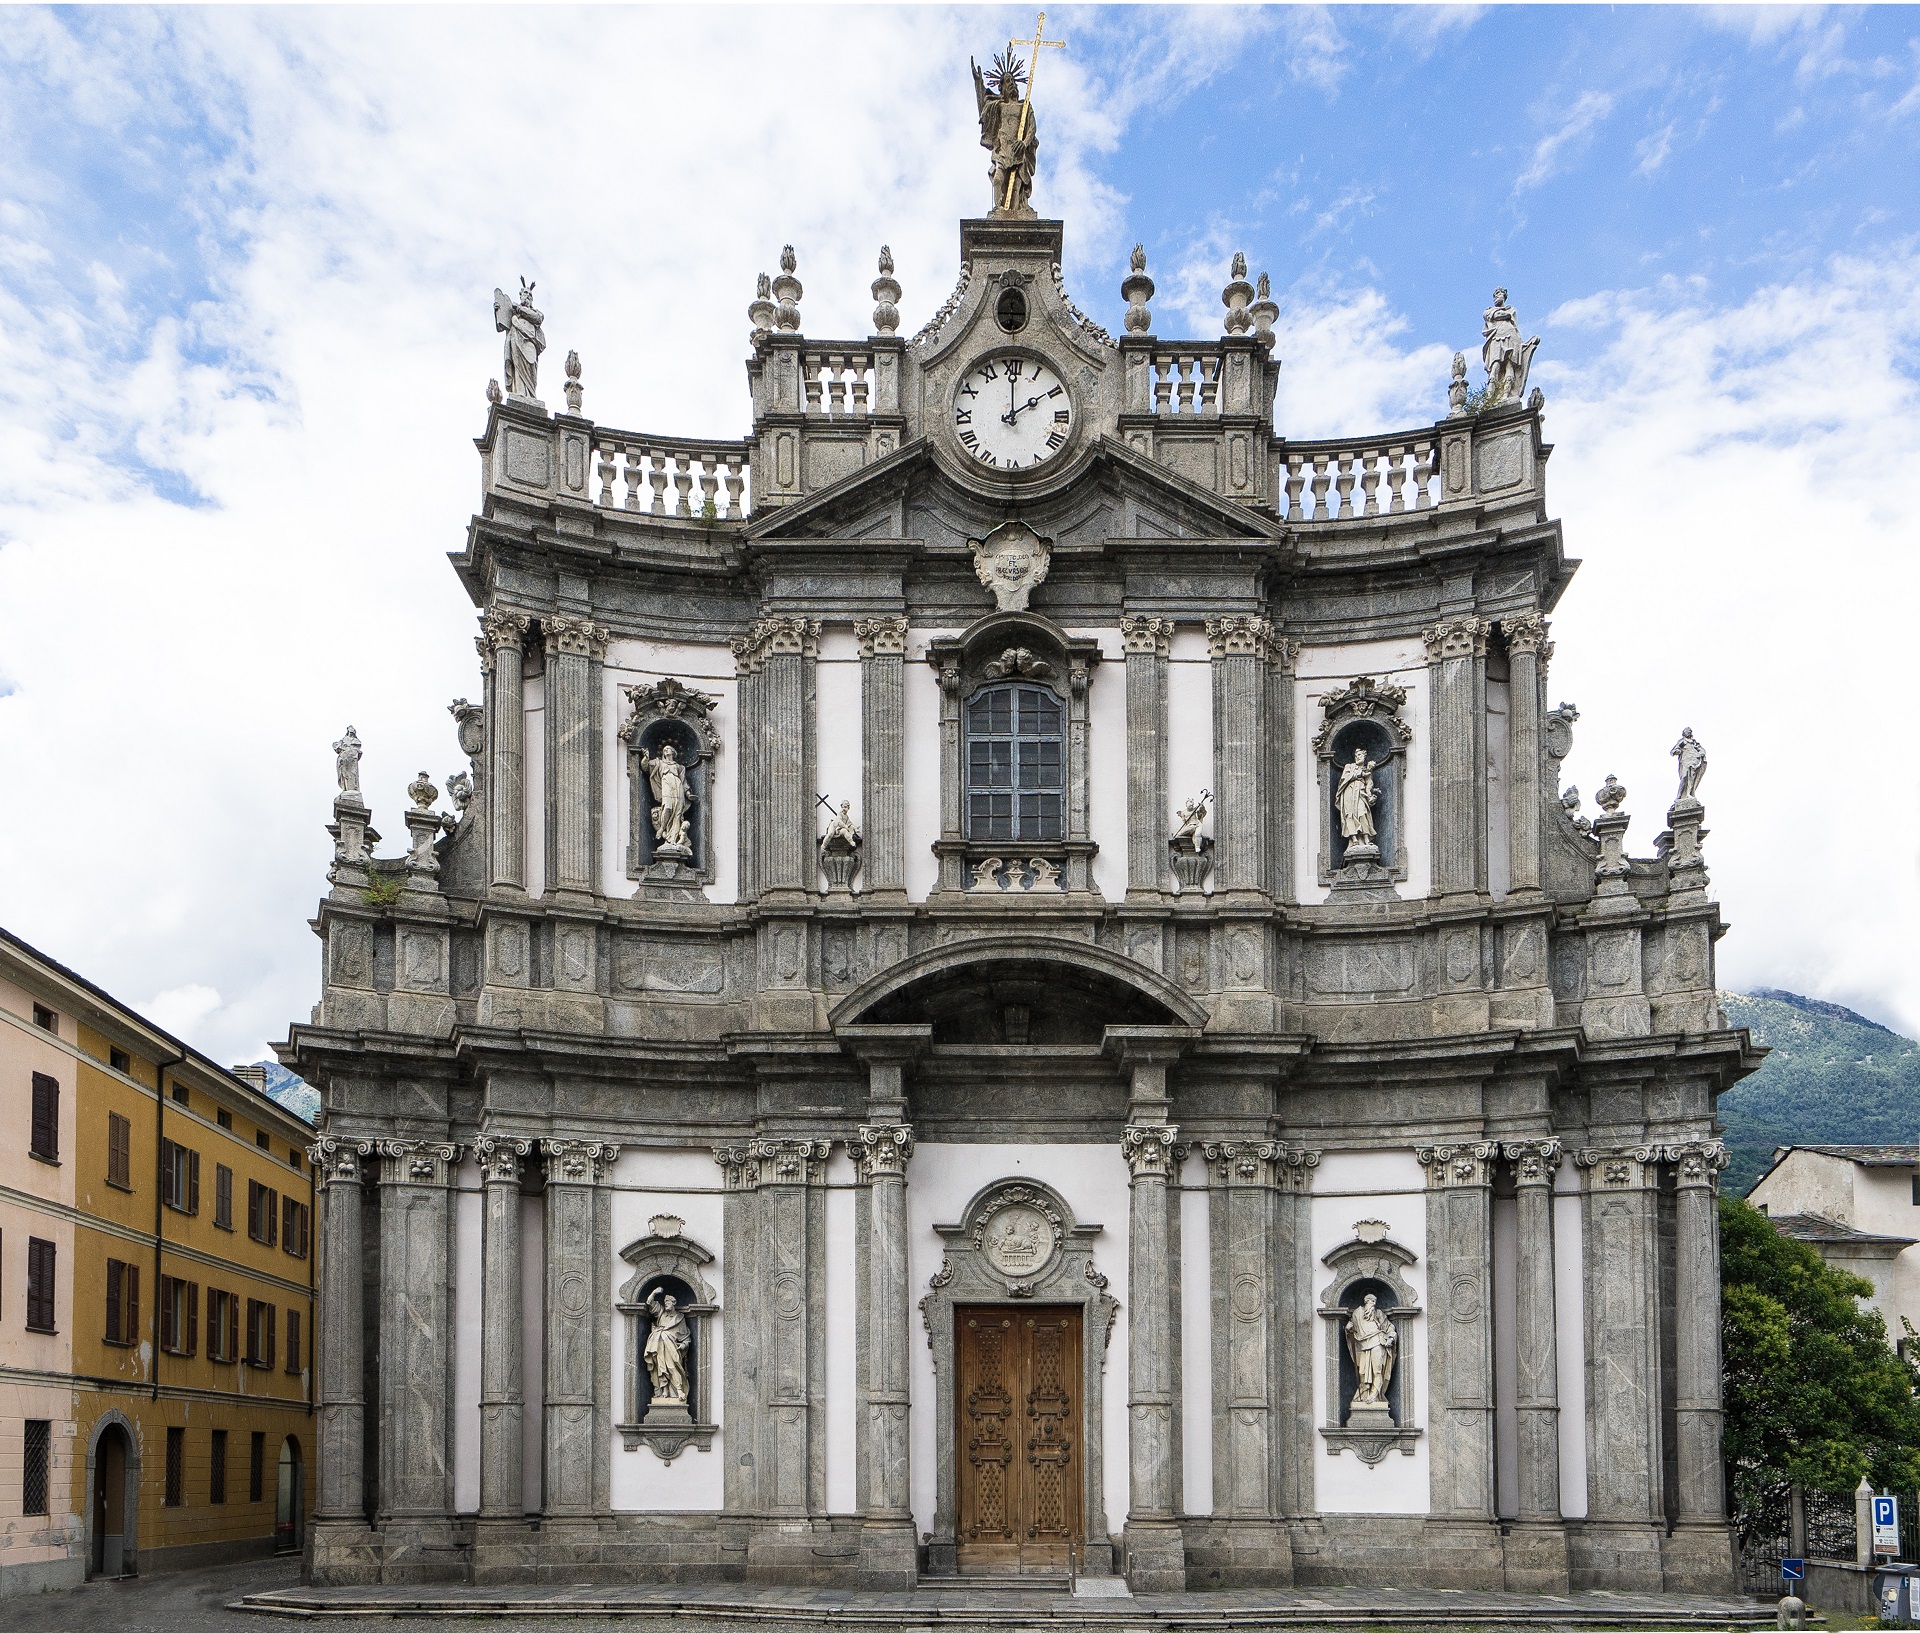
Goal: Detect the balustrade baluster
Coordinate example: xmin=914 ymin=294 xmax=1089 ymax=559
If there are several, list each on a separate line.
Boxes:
xmin=1335 ymin=453 xmax=1358 ymax=518
xmin=1154 ymin=357 xmax=1173 ymax=417
xmin=699 ymin=454 xmax=720 ymax=518
xmin=724 ymin=455 xmax=745 ymax=519
xmin=1198 ymin=356 xmax=1219 ymax=415
xmin=596 ymin=441 xmax=617 ymax=508
xmin=827 ymin=356 xmax=847 ymax=417
xmin=1386 ymin=446 xmax=1408 ymax=513
xmin=1176 ymin=356 xmax=1196 ymax=415
xmin=1414 ymin=440 xmax=1436 ymax=510
xmin=804 ymin=360 xmax=824 ymax=414
xmin=648 ymin=452 xmax=670 ymax=515
xmin=1286 ymin=455 xmax=1306 ymax=521
xmin=672 ymin=453 xmax=694 ymax=517
xmin=851 ymin=357 xmax=870 ymax=416
xmin=1311 ymin=454 xmax=1332 ymax=520
xmin=1360 ymin=449 xmax=1381 ymax=517
xmin=621 ymin=445 xmax=644 ymax=512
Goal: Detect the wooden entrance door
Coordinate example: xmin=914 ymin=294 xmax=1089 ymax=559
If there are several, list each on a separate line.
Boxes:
xmin=956 ymin=1305 xmax=1082 ymax=1574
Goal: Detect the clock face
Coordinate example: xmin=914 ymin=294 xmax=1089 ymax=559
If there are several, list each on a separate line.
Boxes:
xmin=951 ymin=353 xmax=1074 ymax=473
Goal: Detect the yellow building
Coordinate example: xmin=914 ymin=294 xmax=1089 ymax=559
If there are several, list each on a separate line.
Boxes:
xmin=0 ymin=926 xmax=315 ymax=1593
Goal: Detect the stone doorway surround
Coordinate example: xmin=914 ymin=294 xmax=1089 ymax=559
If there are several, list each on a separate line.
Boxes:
xmin=85 ymin=1409 xmax=141 ymax=1580
xmin=919 ymin=1177 xmax=1118 ymax=1577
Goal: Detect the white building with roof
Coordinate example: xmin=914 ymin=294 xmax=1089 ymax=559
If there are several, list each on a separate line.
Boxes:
xmin=1750 ymin=1146 xmax=1920 ymax=1330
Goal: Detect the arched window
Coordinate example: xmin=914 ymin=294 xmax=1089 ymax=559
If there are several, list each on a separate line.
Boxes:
xmin=966 ymin=683 xmax=1063 ymax=843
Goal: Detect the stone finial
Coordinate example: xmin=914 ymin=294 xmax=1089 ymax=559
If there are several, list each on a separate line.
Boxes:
xmin=1595 ymin=774 xmax=1627 ymax=813
xmin=773 ymin=246 xmax=803 ymax=332
xmin=871 ymin=245 xmax=902 ymax=336
xmin=747 ymin=272 xmax=776 ymax=342
xmin=562 ymin=349 xmax=583 ymax=415
xmin=1249 ymin=271 xmax=1278 ymax=353
xmin=1222 ymin=251 xmax=1254 ymax=335
xmin=1121 ymin=244 xmax=1154 ymax=334
xmin=1448 ymin=351 xmax=1469 ymax=416
xmin=407 ymin=771 xmax=439 ymax=811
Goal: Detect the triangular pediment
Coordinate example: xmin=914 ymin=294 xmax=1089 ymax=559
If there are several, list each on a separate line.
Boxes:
xmin=747 ymin=435 xmax=1282 ymax=548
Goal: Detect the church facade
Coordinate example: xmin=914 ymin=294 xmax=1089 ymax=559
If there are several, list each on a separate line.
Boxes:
xmin=287 ymin=187 xmax=1755 ymax=1595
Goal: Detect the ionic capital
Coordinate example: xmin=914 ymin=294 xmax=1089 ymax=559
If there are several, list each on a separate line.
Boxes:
xmin=857 ymin=1124 xmax=915 ymax=1180
xmin=543 ymin=1137 xmax=619 ymax=1185
xmin=1201 ymin=1139 xmax=1311 ymax=1187
xmin=1670 ymin=1139 xmax=1730 ymax=1191
xmin=475 ymin=1135 xmax=534 ymax=1185
xmin=543 ymin=615 xmax=609 ymax=660
xmin=1422 ymin=614 xmax=1490 ymax=661
xmin=1573 ymin=1146 xmax=1659 ymax=1191
xmin=1502 ymin=1138 xmax=1563 ymax=1187
xmin=853 ymin=616 xmax=907 ymax=659
xmin=1204 ymin=614 xmax=1274 ymax=660
xmin=1120 ymin=614 xmax=1175 ymax=657
xmin=1417 ymin=1141 xmax=1496 ymax=1188
xmin=308 ymin=1136 xmax=373 ymax=1188
xmin=746 ymin=1135 xmax=833 ymax=1184
xmin=1121 ymin=1123 xmax=1181 ymax=1180
xmin=376 ymin=1138 xmax=462 ymax=1186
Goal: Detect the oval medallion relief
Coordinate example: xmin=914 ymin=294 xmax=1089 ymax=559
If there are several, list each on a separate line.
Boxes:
xmin=980 ymin=1203 xmax=1053 ymax=1279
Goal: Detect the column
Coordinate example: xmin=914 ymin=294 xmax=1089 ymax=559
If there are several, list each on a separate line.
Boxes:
xmin=1572 ymin=1146 xmax=1666 ymax=1588
xmin=1272 ymin=1145 xmax=1319 ymax=1520
xmin=1424 ymin=615 xmax=1489 ymax=896
xmin=1505 ymin=1140 xmax=1562 ymax=1524
xmin=542 ymin=1138 xmax=618 ymax=1517
xmin=1202 ymin=1142 xmax=1278 ymax=1526
xmin=483 ymin=610 xmax=530 ymax=892
xmin=1503 ymin=613 xmax=1549 ymax=895
xmin=1669 ymin=1139 xmax=1736 ymax=1588
xmin=933 ymin=651 xmax=965 ymax=892
xmin=1417 ymin=1142 xmax=1500 ymax=1583
xmin=375 ymin=1139 xmax=461 ymax=1531
xmin=758 ymin=617 xmax=818 ymax=897
xmin=1264 ymin=637 xmax=1298 ymax=902
xmin=1206 ymin=616 xmax=1269 ymax=895
xmin=750 ymin=1136 xmax=832 ymax=1521
xmin=542 ymin=616 xmax=608 ymax=897
xmin=731 ymin=627 xmax=764 ymax=899
xmin=1122 ymin=615 xmax=1172 ymax=895
xmin=854 ymin=617 xmax=908 ymax=897
xmin=715 ymin=1144 xmax=764 ymax=1513
xmin=1110 ymin=1027 xmax=1190 ymax=1592
xmin=475 ymin=1136 xmax=532 ymax=1520
xmin=310 ymin=1137 xmax=369 ymax=1523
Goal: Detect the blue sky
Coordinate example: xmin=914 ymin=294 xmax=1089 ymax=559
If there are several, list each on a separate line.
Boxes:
xmin=1 ymin=5 xmax=1918 ymax=1060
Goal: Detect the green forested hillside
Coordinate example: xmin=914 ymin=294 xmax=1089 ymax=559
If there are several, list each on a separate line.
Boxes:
xmin=1719 ymin=990 xmax=1920 ymax=1195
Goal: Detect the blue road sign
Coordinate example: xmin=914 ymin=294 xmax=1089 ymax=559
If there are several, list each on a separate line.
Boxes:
xmin=1781 ymin=1558 xmax=1805 ymax=1582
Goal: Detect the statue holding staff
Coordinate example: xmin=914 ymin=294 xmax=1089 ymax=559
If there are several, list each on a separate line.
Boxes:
xmin=644 ymin=1289 xmax=692 ymax=1407
xmin=640 ymin=739 xmax=692 ymax=853
xmin=1346 ymin=1293 xmax=1397 ymax=1406
xmin=1337 ymin=748 xmax=1381 ymax=849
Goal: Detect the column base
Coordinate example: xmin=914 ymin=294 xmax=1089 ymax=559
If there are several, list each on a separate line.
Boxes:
xmin=1662 ymin=1522 xmax=1738 ymax=1594
xmin=470 ymin=1516 xmax=541 ymax=1585
xmin=306 ymin=1518 xmax=383 ymax=1587
xmin=1501 ymin=1519 xmax=1570 ymax=1592
xmin=859 ymin=1516 xmax=919 ymax=1589
xmin=1568 ymin=1519 xmax=1667 ymax=1590
xmin=1123 ymin=1518 xmax=1187 ymax=1592
xmin=1419 ymin=1519 xmax=1506 ymax=1590
xmin=372 ymin=1517 xmax=468 ymax=1584
xmin=1185 ymin=1517 xmax=1294 ymax=1587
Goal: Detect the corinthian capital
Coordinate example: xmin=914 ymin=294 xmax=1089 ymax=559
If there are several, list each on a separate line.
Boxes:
xmin=1204 ymin=614 xmax=1274 ymax=659
xmin=1573 ymin=1146 xmax=1658 ymax=1190
xmin=1423 ymin=615 xmax=1490 ymax=661
xmin=1672 ymin=1139 xmax=1729 ymax=1190
xmin=474 ymin=1135 xmax=533 ymax=1184
xmin=376 ymin=1139 xmax=462 ymax=1186
xmin=307 ymin=1136 xmax=373 ymax=1188
xmin=543 ymin=615 xmax=610 ymax=659
xmin=1502 ymin=611 xmax=1551 ymax=656
xmin=1502 ymin=1138 xmax=1563 ymax=1186
xmin=543 ymin=1137 xmax=620 ymax=1184
xmin=1201 ymin=1139 xmax=1280 ymax=1185
xmin=481 ymin=609 xmax=531 ymax=650
xmin=853 ymin=616 xmax=907 ymax=658
xmin=857 ymin=1124 xmax=915 ymax=1179
xmin=1120 ymin=614 xmax=1174 ymax=657
xmin=1121 ymin=1124 xmax=1180 ymax=1180
xmin=746 ymin=1136 xmax=833 ymax=1183
xmin=1417 ymin=1141 xmax=1496 ymax=1188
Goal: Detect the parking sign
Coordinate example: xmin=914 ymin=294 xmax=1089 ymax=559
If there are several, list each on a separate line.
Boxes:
xmin=1781 ymin=1559 xmax=1805 ymax=1582
xmin=1874 ymin=1494 xmax=1900 ymax=1553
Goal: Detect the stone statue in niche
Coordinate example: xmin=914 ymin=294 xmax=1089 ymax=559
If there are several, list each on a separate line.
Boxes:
xmin=970 ymin=521 xmax=1051 ymax=612
xmin=644 ymin=1289 xmax=693 ymax=1409
xmin=1337 ymin=749 xmax=1382 ymax=859
xmin=1481 ymin=287 xmax=1541 ymax=408
xmin=1671 ymin=727 xmax=1708 ymax=802
xmin=493 ymin=278 xmax=546 ymax=401
xmin=333 ymin=726 xmax=363 ymax=795
xmin=640 ymin=741 xmax=693 ymax=856
xmin=1346 ymin=1293 xmax=1397 ymax=1406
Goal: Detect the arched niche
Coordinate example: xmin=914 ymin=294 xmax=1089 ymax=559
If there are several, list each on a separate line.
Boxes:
xmin=926 ymin=611 xmax=1102 ymax=896
xmin=615 ymin=1217 xmax=719 ymax=1460
xmin=622 ymin=677 xmax=721 ymax=894
xmin=1313 ymin=675 xmax=1413 ymax=887
xmin=1317 ymin=1225 xmax=1423 ymax=1465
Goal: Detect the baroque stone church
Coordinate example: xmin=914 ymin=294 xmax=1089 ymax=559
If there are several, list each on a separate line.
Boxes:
xmin=287 ymin=62 xmax=1755 ymax=1595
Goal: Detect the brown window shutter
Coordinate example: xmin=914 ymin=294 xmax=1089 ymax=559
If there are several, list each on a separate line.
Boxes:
xmin=187 ymin=1281 xmax=199 ymax=1356
xmin=266 ymin=1304 xmax=276 ymax=1367
xmin=31 ymin=1073 xmax=58 ymax=1160
xmin=106 ymin=1259 xmax=122 ymax=1344
xmin=127 ymin=1263 xmax=138 ymax=1344
xmin=229 ymin=1292 xmax=239 ymax=1360
xmin=188 ymin=1149 xmax=200 ymax=1214
xmin=159 ymin=1276 xmax=174 ymax=1351
xmin=267 ymin=1188 xmax=278 ymax=1246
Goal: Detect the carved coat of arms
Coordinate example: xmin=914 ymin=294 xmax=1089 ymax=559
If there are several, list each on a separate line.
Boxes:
xmin=970 ymin=521 xmax=1051 ymax=612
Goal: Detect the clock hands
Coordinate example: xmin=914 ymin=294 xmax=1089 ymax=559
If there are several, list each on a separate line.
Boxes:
xmin=1001 ymin=391 xmax=1046 ymax=426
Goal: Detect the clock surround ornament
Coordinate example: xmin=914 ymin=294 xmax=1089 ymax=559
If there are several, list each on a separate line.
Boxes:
xmin=951 ymin=349 xmax=1074 ymax=473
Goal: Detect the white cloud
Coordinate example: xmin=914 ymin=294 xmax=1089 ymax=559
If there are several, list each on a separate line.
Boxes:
xmin=145 ymin=984 xmax=223 ymax=1042
xmin=1515 ymin=90 xmax=1616 ymax=192
xmin=1635 ymin=121 xmax=1676 ymax=176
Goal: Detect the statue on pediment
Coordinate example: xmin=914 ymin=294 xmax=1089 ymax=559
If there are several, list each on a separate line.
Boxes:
xmin=494 ymin=278 xmax=546 ymax=401
xmin=973 ymin=51 xmax=1038 ymax=218
xmin=1481 ymin=287 xmax=1540 ymax=407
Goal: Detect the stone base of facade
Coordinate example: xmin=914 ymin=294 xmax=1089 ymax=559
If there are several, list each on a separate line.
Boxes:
xmin=1568 ymin=1519 xmax=1668 ymax=1592
xmin=1500 ymin=1520 xmax=1571 ymax=1592
xmin=858 ymin=1517 xmax=918 ymax=1589
xmin=0 ymin=1555 xmax=86 ymax=1598
xmin=1660 ymin=1523 xmax=1738 ymax=1594
xmin=306 ymin=1518 xmax=387 ymax=1586
xmin=1184 ymin=1517 xmax=1296 ymax=1587
xmin=1122 ymin=1518 xmax=1187 ymax=1592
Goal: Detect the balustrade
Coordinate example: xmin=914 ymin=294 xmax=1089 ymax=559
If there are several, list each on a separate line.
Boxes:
xmin=1280 ymin=438 xmax=1438 ymax=522
xmin=1147 ymin=348 xmax=1221 ymax=416
xmin=591 ymin=435 xmax=751 ymax=520
xmin=802 ymin=349 xmax=875 ymax=418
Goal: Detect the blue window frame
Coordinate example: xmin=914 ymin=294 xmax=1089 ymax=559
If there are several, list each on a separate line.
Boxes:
xmin=965 ymin=683 xmax=1063 ymax=842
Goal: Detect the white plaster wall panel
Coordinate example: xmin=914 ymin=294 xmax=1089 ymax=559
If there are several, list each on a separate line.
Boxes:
xmin=521 ymin=1193 xmax=545 ymax=1512
xmin=906 ymin=1142 xmax=1132 ymax=1540
xmin=1490 ymin=1191 xmax=1518 ymax=1519
xmin=1178 ymin=1164 xmax=1213 ymax=1515
xmin=453 ymin=1163 xmax=483 ymax=1514
xmin=1293 ymin=648 xmax=1431 ymax=906
xmin=602 ymin=639 xmax=739 ymax=905
xmin=1552 ymin=1171 xmax=1587 ymax=1518
xmin=1309 ymin=1149 xmax=1430 ymax=1514
xmin=1166 ymin=629 xmax=1215 ymax=893
xmin=824 ymin=1161 xmax=859 ymax=1514
xmin=607 ymin=1172 xmax=726 ymax=1513
xmin=813 ymin=629 xmax=864 ymax=896
xmin=900 ymin=635 xmax=953 ymax=902
xmin=1067 ymin=627 xmax=1127 ymax=903
xmin=1750 ymin=1151 xmax=1856 ymax=1224
xmin=523 ymin=675 xmax=546 ymax=897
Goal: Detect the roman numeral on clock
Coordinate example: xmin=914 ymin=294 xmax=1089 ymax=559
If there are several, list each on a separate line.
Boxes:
xmin=1053 ymin=409 xmax=1070 ymax=424
xmin=1046 ymin=430 xmax=1066 ymax=450
xmin=955 ymin=409 xmax=972 ymax=426
xmin=959 ymin=429 xmax=978 ymax=448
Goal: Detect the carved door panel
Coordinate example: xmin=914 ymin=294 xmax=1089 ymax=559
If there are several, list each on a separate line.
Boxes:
xmin=956 ymin=1305 xmax=1082 ymax=1574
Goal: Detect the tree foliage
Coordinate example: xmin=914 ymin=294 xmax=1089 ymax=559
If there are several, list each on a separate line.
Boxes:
xmin=1722 ymin=1196 xmax=1920 ymax=1495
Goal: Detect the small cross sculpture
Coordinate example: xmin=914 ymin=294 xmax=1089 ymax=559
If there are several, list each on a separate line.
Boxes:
xmin=1003 ymin=12 xmax=1066 ymax=210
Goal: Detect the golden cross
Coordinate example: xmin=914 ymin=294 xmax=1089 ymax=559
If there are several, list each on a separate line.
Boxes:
xmin=1002 ymin=11 xmax=1065 ymax=209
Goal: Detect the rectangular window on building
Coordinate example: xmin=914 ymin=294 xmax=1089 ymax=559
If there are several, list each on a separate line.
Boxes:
xmin=31 ymin=1004 xmax=57 ymax=1033
xmin=104 ymin=1257 xmax=139 ymax=1346
xmin=288 ymin=1148 xmax=302 ymax=1170
xmin=214 ymin=1164 xmax=233 ymax=1229
xmin=170 ymin=1084 xmax=187 ymax=1106
xmin=109 ymin=1047 xmax=130 ymax=1074
xmin=164 ymin=1427 xmax=184 ymax=1507
xmin=255 ymin=1130 xmax=269 ymax=1151
xmin=209 ymin=1428 xmax=227 ymax=1505
xmin=247 ymin=1180 xmax=278 ymax=1245
xmin=207 ymin=1288 xmax=236 ymax=1362
xmin=107 ymin=1111 xmax=132 ymax=1189
xmin=29 ymin=1072 xmax=58 ymax=1162
xmin=217 ymin=1109 xmax=232 ymax=1130
xmin=25 ymin=1238 xmax=55 ymax=1331
xmin=249 ymin=1431 xmax=265 ymax=1502
xmin=162 ymin=1139 xmax=201 ymax=1214
xmin=158 ymin=1275 xmax=199 ymax=1356
xmin=282 ymin=1197 xmax=309 ymax=1259
xmin=286 ymin=1307 xmax=302 ymax=1373
xmin=22 ymin=1420 xmax=50 ymax=1516
xmin=245 ymin=1298 xmax=276 ymax=1367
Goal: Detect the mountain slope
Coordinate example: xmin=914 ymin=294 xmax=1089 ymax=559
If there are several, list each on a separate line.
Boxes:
xmin=247 ymin=1059 xmax=320 ymax=1127
xmin=1718 ymin=990 xmax=1920 ymax=1195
